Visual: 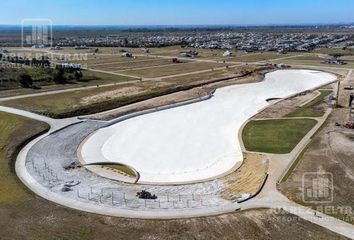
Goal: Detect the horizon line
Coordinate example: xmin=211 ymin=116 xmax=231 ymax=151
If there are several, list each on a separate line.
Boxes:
xmin=1 ymin=22 xmax=354 ymax=28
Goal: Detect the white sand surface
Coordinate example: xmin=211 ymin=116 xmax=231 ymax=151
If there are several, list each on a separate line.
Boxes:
xmin=80 ymin=70 xmax=336 ymax=184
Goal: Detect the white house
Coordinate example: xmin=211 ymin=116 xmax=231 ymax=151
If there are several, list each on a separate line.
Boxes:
xmin=223 ymin=50 xmax=232 ymax=57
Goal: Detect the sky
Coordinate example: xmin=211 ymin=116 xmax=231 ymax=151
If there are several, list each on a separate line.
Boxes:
xmin=1 ymin=0 xmax=354 ymax=26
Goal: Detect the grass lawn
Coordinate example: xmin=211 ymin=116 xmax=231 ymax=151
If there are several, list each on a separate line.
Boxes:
xmin=2 ymin=80 xmax=208 ymax=118
xmin=0 ymin=112 xmax=49 ymax=204
xmin=285 ymin=90 xmax=332 ymax=118
xmin=285 ymin=108 xmax=325 ymax=118
xmin=242 ymin=119 xmax=318 ymax=154
xmin=1 ymin=83 xmax=148 ymax=118
xmin=303 ymin=90 xmax=332 ymax=108
xmin=0 ymin=69 xmax=135 ymax=98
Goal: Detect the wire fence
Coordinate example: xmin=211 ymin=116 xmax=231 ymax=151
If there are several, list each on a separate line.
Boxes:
xmin=76 ymin=187 xmax=222 ymax=210
xmin=27 ymin=158 xmax=225 ymax=210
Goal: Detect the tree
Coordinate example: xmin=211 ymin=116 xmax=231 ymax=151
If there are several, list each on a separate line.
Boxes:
xmin=18 ymin=73 xmax=33 ymax=88
xmin=53 ymin=68 xmax=66 ymax=84
xmin=74 ymin=70 xmax=83 ymax=81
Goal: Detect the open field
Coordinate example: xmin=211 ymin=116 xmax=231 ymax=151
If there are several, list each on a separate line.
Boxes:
xmin=75 ymin=55 xmax=153 ymax=66
xmin=230 ymin=52 xmax=300 ymax=62
xmin=312 ymin=48 xmax=354 ymax=56
xmin=1 ymin=81 xmax=166 ymax=117
xmin=279 ymin=108 xmax=354 ymax=224
xmin=272 ymin=57 xmax=354 ymax=69
xmin=242 ymin=119 xmax=318 ymax=154
xmin=120 ymin=61 xmax=230 ymax=78
xmin=0 ymin=67 xmax=257 ymax=118
xmin=285 ymin=107 xmax=325 ymax=118
xmin=164 ymin=65 xmax=256 ymax=83
xmin=91 ymin=59 xmax=174 ymax=72
xmin=0 ymin=112 xmax=49 ymax=204
xmin=0 ymin=68 xmax=135 ymax=98
xmin=285 ymin=90 xmax=333 ymax=118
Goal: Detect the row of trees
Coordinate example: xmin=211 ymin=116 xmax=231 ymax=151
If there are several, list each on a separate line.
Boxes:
xmin=17 ymin=69 xmax=83 ymax=88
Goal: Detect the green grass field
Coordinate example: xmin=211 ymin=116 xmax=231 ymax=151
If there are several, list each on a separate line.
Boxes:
xmin=0 ymin=69 xmax=135 ymax=98
xmin=303 ymin=90 xmax=332 ymax=108
xmin=242 ymin=119 xmax=318 ymax=154
xmin=0 ymin=112 xmax=49 ymax=204
xmin=285 ymin=108 xmax=325 ymax=118
xmin=285 ymin=90 xmax=332 ymax=118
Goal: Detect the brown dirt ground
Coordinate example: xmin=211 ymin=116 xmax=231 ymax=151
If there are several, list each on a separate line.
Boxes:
xmin=220 ymin=153 xmax=269 ymax=200
xmin=254 ymin=91 xmax=322 ymax=119
xmin=279 ymin=107 xmax=354 ymax=224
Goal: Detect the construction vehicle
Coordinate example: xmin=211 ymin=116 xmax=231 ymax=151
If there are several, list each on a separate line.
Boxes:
xmin=136 ymin=190 xmax=157 ymax=200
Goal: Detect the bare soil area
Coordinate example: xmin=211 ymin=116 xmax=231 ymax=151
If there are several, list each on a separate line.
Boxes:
xmin=279 ymin=107 xmax=354 ymax=224
xmin=221 ymin=153 xmax=269 ymax=201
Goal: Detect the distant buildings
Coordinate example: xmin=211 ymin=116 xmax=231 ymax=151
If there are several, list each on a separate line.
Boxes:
xmin=51 ymin=46 xmax=63 ymax=50
xmin=53 ymin=31 xmax=354 ymax=53
xmin=223 ymin=50 xmax=232 ymax=57
xmin=180 ymin=50 xmax=199 ymax=58
xmin=74 ymin=45 xmax=90 ymax=50
xmin=323 ymin=58 xmax=347 ymax=65
xmin=141 ymin=48 xmax=150 ymax=53
xmin=121 ymin=52 xmax=133 ymax=58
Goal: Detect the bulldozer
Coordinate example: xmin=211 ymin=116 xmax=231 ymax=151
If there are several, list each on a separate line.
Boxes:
xmin=136 ymin=190 xmax=157 ymax=200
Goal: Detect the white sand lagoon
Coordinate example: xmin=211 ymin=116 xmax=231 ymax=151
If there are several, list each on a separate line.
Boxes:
xmin=80 ymin=70 xmax=336 ymax=184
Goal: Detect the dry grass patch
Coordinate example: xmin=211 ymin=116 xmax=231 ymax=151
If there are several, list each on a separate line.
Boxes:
xmin=123 ymin=62 xmax=229 ymax=78
xmin=221 ymin=153 xmax=269 ymax=200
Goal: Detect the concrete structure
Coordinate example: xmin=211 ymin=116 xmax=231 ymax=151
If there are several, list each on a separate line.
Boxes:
xmin=80 ymin=70 xmax=336 ymax=184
